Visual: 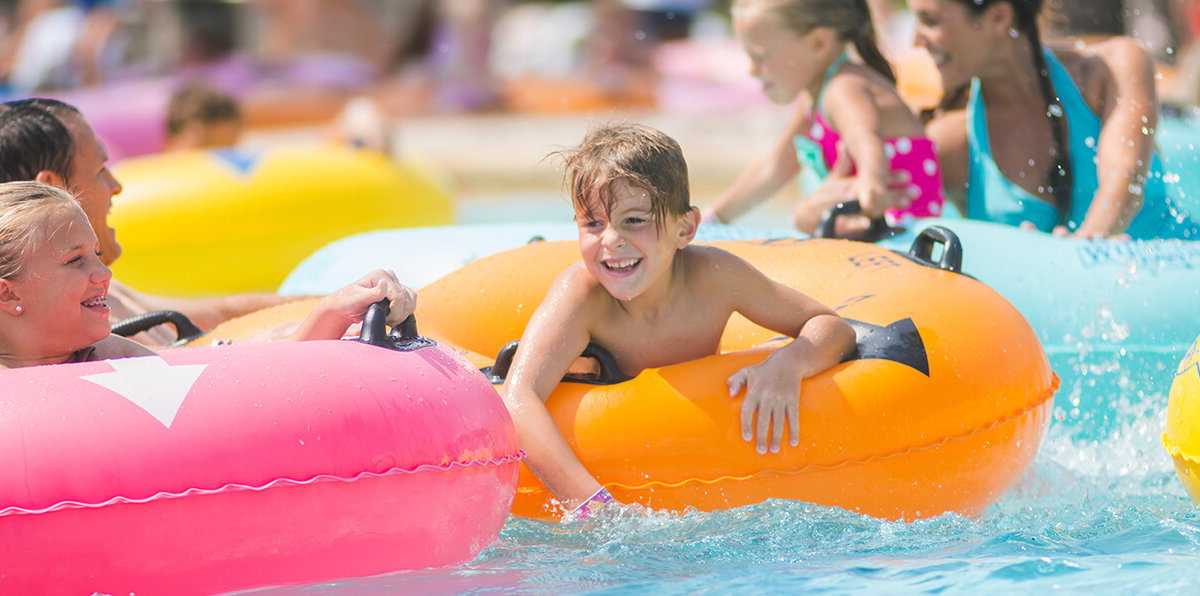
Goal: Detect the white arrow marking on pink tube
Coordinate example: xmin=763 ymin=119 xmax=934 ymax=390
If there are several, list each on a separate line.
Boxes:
xmin=82 ymin=356 xmax=208 ymax=428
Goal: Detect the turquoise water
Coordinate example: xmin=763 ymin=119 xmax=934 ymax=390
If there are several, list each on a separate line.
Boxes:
xmin=244 ymin=396 xmax=1200 ymax=594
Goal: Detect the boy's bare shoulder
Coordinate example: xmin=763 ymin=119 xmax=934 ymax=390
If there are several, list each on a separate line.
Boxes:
xmin=550 ymin=261 xmax=612 ymax=306
xmin=681 ymin=244 xmax=760 ymax=280
xmin=682 ymin=243 xmax=744 ymax=262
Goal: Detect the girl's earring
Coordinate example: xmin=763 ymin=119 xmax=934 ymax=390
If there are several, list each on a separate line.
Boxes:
xmin=1008 ymin=28 xmax=1019 ymax=38
xmin=14 ymin=305 xmax=22 ymax=314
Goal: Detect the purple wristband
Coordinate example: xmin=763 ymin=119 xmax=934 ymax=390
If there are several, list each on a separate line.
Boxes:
xmin=569 ymin=487 xmax=614 ymax=520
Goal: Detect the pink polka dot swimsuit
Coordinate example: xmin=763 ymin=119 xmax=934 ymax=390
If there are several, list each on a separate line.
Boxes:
xmin=793 ymin=55 xmax=945 ymax=226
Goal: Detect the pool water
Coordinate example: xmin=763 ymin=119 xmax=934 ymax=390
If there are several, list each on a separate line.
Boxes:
xmin=241 ymin=397 xmax=1199 ymax=594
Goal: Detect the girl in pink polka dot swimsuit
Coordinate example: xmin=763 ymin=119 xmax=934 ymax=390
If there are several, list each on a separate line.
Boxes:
xmin=796 ymin=77 xmax=945 ymax=225
xmin=709 ymin=0 xmax=943 ymax=231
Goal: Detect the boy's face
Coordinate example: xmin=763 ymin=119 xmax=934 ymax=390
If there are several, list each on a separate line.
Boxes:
xmin=574 ymin=181 xmax=694 ymax=302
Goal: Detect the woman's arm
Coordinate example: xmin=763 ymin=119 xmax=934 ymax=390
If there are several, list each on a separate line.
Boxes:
xmin=1074 ymin=39 xmax=1159 ymax=237
xmin=707 ymin=102 xmax=807 ymax=223
xmin=501 ymin=266 xmax=606 ymax=509
xmin=924 ymin=108 xmax=969 ymax=216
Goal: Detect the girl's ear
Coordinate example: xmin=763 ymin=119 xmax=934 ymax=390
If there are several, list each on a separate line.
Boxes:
xmin=807 ymin=26 xmax=839 ymax=57
xmin=0 ymin=279 xmax=21 ymax=316
xmin=676 ymin=206 xmax=700 ymax=248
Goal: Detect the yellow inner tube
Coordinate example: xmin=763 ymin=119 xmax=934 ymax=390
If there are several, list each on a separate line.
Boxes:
xmin=1164 ymin=335 xmax=1200 ymax=502
xmin=111 ymin=145 xmax=453 ymax=297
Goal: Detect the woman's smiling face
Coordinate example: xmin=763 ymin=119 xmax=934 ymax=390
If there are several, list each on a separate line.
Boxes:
xmin=909 ymin=0 xmax=996 ymax=93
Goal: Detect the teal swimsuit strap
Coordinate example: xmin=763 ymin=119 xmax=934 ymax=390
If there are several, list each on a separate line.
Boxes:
xmin=815 ymin=52 xmax=849 ymax=109
xmin=795 ymin=53 xmax=852 ymax=180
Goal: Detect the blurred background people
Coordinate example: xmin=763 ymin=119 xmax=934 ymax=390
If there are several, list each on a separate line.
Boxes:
xmin=163 ymin=80 xmax=243 ymax=150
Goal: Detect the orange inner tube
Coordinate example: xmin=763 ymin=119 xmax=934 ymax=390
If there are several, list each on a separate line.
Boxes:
xmin=197 ymin=237 xmax=1058 ymax=521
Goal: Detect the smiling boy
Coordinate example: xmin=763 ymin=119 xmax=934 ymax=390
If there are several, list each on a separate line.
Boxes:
xmin=501 ymin=122 xmax=855 ymax=518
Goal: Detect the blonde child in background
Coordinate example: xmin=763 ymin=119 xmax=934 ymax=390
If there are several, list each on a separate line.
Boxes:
xmin=501 ymin=122 xmax=855 ymax=520
xmin=707 ymin=0 xmax=941 ymax=233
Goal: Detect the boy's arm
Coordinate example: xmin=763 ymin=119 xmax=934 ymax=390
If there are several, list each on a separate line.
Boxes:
xmin=501 ymin=266 xmax=607 ymax=509
xmin=823 ymin=75 xmax=892 ymax=218
xmin=721 ymin=255 xmax=856 ymax=453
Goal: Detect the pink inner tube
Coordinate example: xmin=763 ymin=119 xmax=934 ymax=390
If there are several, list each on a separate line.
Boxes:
xmin=0 ymin=339 xmax=520 ymax=595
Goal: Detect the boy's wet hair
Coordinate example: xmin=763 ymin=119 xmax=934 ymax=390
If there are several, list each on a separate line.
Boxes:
xmin=555 ymin=122 xmax=690 ymax=228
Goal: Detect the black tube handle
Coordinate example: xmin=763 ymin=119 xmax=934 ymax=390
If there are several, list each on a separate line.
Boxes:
xmin=357 ymin=299 xmax=430 ymax=351
xmin=814 ymin=200 xmax=896 ymax=242
xmin=358 ymin=299 xmax=391 ymax=346
xmin=907 ymin=225 xmax=963 ymax=273
xmin=112 ymin=310 xmax=204 ymax=344
xmin=485 ymin=340 xmax=632 ymax=385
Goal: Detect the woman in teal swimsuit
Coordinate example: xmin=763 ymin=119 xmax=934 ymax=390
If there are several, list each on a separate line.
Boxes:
xmin=913 ymin=0 xmax=1199 ymax=240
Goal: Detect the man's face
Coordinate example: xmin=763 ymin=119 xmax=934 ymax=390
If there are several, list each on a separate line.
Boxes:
xmin=61 ymin=112 xmax=123 ymax=266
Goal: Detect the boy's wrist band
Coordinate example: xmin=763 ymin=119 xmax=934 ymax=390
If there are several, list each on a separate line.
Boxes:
xmin=569 ymin=487 xmax=614 ymax=520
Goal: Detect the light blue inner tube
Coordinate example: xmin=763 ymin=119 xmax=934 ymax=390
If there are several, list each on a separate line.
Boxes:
xmin=876 ymin=218 xmax=1200 ymax=436
xmin=279 ymin=221 xmax=795 ymax=294
xmin=281 ymin=217 xmax=1199 ymax=437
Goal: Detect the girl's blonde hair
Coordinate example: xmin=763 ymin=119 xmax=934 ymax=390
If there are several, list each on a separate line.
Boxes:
xmin=734 ymin=0 xmax=896 ymax=83
xmin=0 ymin=181 xmax=82 ymax=280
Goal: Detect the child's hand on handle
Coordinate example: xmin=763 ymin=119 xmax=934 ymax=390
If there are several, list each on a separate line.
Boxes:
xmin=853 ymin=171 xmax=891 ymax=220
xmin=323 ymin=269 xmax=415 ymax=324
xmin=290 ymin=269 xmax=416 ymax=341
xmin=726 ymin=355 xmax=803 ymax=454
